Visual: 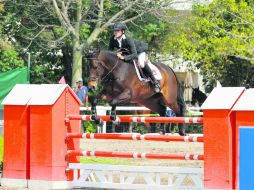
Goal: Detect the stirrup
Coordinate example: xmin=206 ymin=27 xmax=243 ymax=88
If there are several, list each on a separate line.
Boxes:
xmin=152 ymin=81 xmax=160 ymax=93
xmin=153 ymin=85 xmax=160 ymax=93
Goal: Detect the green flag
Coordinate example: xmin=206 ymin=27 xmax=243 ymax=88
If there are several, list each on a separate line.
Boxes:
xmin=0 ymin=67 xmax=29 ymax=108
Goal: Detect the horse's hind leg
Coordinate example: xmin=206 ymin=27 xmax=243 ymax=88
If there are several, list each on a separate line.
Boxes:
xmin=140 ymin=96 xmax=167 ymax=135
xmin=158 ymin=106 xmax=167 ymax=135
xmin=165 ymin=101 xmax=186 ymax=136
xmin=172 ymin=102 xmax=186 ymax=136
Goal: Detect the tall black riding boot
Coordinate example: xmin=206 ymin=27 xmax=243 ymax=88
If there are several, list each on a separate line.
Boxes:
xmin=143 ymin=64 xmax=160 ymax=93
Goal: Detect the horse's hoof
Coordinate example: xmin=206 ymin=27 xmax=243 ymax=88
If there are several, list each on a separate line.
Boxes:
xmin=179 ymin=131 xmax=187 ymax=136
xmin=95 ymin=118 xmax=103 ymax=125
xmin=111 ymin=116 xmax=120 ymax=125
xmin=112 ymin=120 xmax=120 ymax=125
xmin=91 ymin=115 xmax=97 ymax=121
xmin=110 ymin=115 xmax=116 ymax=121
xmin=159 ymin=130 xmax=166 ymax=135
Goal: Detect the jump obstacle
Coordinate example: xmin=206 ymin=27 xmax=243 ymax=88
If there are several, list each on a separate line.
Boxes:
xmin=1 ymin=84 xmax=254 ymax=189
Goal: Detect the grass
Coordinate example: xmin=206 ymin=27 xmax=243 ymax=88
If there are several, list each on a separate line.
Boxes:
xmin=0 ymin=136 xmax=130 ymax=166
xmin=0 ymin=136 xmax=3 ymax=161
xmin=80 ymin=157 xmax=132 ymax=165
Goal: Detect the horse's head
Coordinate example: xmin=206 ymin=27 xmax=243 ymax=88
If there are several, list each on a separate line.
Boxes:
xmin=87 ymin=51 xmax=106 ymax=89
xmin=87 ymin=50 xmax=119 ymax=90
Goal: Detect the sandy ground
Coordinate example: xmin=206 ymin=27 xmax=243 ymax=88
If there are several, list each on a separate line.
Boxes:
xmin=0 ymin=133 xmax=203 ymax=189
xmin=80 ymin=133 xmax=203 ymax=168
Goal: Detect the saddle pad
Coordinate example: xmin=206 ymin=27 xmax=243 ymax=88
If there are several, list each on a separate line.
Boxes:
xmin=148 ymin=62 xmax=162 ymax=80
xmin=133 ymin=60 xmax=162 ymax=81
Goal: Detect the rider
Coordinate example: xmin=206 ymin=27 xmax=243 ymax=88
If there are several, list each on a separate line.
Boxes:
xmin=108 ymin=22 xmax=160 ymax=93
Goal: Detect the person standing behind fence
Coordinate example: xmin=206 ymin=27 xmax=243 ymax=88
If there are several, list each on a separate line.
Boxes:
xmin=74 ymin=78 xmax=89 ymax=109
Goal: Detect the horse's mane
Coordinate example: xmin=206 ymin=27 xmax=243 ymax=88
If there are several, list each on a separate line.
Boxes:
xmin=99 ymin=50 xmax=121 ymax=64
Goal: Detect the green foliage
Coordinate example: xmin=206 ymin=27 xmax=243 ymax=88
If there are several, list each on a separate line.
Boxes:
xmin=80 ymin=23 xmax=91 ymax=40
xmin=0 ymin=136 xmax=3 ymax=162
xmin=162 ymin=0 xmax=254 ymax=91
xmin=83 ymin=121 xmax=97 ymax=133
xmin=0 ymin=49 xmax=25 ymax=72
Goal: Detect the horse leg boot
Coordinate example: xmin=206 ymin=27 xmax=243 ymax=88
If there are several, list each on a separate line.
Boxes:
xmin=143 ymin=64 xmax=160 ymax=93
xmin=110 ymin=105 xmax=117 ymax=121
xmin=88 ymin=96 xmax=103 ymax=125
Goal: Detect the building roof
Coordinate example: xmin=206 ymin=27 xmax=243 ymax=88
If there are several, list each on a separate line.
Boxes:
xmin=2 ymin=84 xmax=81 ymax=106
xmin=232 ymin=89 xmax=254 ymax=111
xmin=201 ymin=87 xmax=245 ymax=110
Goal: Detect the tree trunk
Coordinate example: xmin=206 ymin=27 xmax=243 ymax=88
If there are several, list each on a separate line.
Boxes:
xmin=71 ymin=0 xmax=82 ymax=88
xmin=72 ymin=36 xmax=82 ymax=88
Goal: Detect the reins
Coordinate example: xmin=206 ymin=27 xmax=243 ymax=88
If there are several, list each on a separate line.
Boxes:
xmin=101 ymin=58 xmax=119 ymax=82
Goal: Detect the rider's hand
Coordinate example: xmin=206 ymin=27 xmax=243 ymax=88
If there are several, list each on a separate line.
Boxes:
xmin=117 ymin=52 xmax=124 ymax=60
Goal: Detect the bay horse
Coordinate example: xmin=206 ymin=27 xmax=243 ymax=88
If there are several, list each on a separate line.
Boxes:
xmin=87 ymin=50 xmax=186 ymax=135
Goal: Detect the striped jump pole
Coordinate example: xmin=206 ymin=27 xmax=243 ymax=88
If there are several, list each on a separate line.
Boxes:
xmin=67 ymin=133 xmax=204 ymax=142
xmin=67 ymin=150 xmax=204 ymax=160
xmin=67 ymin=114 xmax=203 ymax=124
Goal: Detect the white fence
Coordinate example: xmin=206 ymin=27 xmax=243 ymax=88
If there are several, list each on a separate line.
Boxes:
xmin=69 ymin=163 xmax=204 ymax=190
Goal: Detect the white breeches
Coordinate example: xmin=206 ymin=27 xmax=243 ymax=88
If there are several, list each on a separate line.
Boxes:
xmin=138 ymin=52 xmax=147 ymax=68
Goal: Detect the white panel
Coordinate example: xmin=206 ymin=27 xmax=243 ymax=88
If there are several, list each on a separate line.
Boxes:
xmin=201 ymin=87 xmax=245 ymax=110
xmin=2 ymin=84 xmax=38 ymax=105
xmin=2 ymin=84 xmax=74 ymax=106
xmin=232 ymin=89 xmax=254 ymax=111
xmin=28 ymin=84 xmax=67 ymax=105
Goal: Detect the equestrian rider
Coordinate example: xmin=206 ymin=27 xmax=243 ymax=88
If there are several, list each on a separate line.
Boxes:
xmin=108 ymin=22 xmax=160 ymax=93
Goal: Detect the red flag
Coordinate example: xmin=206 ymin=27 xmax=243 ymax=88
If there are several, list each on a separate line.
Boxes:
xmin=58 ymin=76 xmax=66 ymax=84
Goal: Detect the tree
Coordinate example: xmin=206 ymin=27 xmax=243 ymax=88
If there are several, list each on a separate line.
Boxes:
xmin=3 ymin=0 xmax=192 ymax=86
xmin=0 ymin=1 xmax=25 ymax=72
xmin=161 ymin=0 xmax=254 ymax=91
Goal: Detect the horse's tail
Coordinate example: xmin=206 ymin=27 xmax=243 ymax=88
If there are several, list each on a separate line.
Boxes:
xmin=168 ymin=67 xmax=186 ymax=116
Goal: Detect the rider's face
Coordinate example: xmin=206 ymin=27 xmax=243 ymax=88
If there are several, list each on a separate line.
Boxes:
xmin=114 ymin=30 xmax=123 ymax=38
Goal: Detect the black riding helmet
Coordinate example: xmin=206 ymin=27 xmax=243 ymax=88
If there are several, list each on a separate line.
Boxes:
xmin=113 ymin=22 xmax=126 ymax=31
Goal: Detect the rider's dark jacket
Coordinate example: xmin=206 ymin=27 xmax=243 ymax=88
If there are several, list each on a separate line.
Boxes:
xmin=109 ymin=34 xmax=148 ymax=62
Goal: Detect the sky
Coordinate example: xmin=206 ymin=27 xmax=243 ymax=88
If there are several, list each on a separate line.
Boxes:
xmin=171 ymin=0 xmax=212 ymax=10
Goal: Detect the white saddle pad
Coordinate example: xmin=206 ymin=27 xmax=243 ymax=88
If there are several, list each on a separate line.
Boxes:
xmin=133 ymin=60 xmax=162 ymax=82
xmin=148 ymin=62 xmax=162 ymax=80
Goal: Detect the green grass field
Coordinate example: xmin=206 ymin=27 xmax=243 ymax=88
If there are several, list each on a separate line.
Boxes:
xmin=0 ymin=137 xmax=3 ymax=161
xmin=80 ymin=157 xmax=131 ymax=165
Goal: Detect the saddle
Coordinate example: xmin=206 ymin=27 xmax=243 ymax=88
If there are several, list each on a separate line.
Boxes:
xmin=133 ymin=60 xmax=162 ymax=82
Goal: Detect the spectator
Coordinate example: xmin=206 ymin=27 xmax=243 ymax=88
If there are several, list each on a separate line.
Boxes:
xmin=74 ymin=78 xmax=88 ymax=109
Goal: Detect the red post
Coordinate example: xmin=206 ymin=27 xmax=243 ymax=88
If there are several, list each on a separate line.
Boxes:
xmin=1 ymin=84 xmax=33 ymax=187
xmin=2 ymin=106 xmax=30 ymax=182
xmin=202 ymin=87 xmax=245 ymax=189
xmin=1 ymin=84 xmax=81 ymax=189
xmin=29 ymin=86 xmax=80 ymax=186
xmin=232 ymin=88 xmax=254 ymax=188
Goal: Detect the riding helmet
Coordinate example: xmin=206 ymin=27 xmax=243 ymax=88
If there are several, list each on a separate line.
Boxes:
xmin=113 ymin=22 xmax=126 ymax=31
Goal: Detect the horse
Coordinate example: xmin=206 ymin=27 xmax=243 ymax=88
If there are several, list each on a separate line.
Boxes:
xmin=87 ymin=50 xmax=186 ymax=135
xmin=191 ymin=87 xmax=207 ymax=107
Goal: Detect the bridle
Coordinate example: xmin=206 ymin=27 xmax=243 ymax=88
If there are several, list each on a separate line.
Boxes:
xmin=87 ymin=56 xmax=120 ymax=82
xmin=101 ymin=58 xmax=119 ymax=82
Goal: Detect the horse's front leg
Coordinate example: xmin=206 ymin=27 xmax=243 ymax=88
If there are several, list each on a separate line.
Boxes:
xmin=110 ymin=89 xmax=131 ymax=121
xmin=88 ymin=95 xmax=103 ymax=125
xmin=110 ymin=105 xmax=117 ymax=121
